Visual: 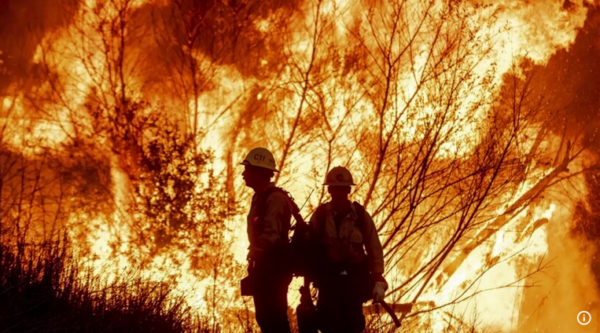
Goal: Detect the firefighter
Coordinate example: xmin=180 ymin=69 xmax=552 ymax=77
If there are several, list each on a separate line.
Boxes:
xmin=240 ymin=147 xmax=293 ymax=333
xmin=308 ymin=166 xmax=387 ymax=333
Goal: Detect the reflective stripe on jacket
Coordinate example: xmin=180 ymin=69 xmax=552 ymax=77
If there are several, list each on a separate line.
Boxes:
xmin=246 ymin=183 xmax=292 ymax=251
xmin=308 ymin=202 xmax=384 ymax=274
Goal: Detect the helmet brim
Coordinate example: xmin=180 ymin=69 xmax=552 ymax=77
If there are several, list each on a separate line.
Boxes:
xmin=239 ymin=160 xmax=280 ymax=172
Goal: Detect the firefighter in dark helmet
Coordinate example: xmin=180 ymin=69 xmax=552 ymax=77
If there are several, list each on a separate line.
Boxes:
xmin=240 ymin=147 xmax=293 ymax=333
xmin=308 ymin=166 xmax=387 ymax=333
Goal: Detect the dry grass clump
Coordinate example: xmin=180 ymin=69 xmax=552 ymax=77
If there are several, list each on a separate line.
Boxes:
xmin=0 ymin=241 xmax=193 ymax=333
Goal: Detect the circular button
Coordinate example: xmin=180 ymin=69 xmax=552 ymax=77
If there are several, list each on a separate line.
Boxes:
xmin=577 ymin=311 xmax=592 ymax=325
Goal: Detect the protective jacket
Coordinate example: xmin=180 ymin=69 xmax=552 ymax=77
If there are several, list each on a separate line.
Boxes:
xmin=245 ymin=183 xmax=294 ymax=333
xmin=247 ymin=183 xmax=293 ymax=253
xmin=308 ymin=202 xmax=384 ymax=274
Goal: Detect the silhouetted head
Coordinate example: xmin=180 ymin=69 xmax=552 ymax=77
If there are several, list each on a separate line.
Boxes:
xmin=242 ymin=164 xmax=274 ymax=190
xmin=327 ymin=185 xmax=351 ymax=201
xmin=324 ymin=166 xmax=355 ymax=203
xmin=239 ymin=147 xmax=278 ymax=192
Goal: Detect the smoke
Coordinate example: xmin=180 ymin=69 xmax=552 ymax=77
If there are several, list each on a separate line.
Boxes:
xmin=0 ymin=0 xmax=81 ymax=92
xmin=517 ymin=189 xmax=600 ymax=332
xmin=137 ymin=0 xmax=302 ymax=90
xmin=529 ymin=5 xmax=600 ymax=148
xmin=511 ymin=5 xmax=600 ymax=331
xmin=527 ymin=3 xmax=600 ymax=248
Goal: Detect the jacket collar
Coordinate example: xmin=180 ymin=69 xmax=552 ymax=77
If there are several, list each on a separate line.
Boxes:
xmin=252 ymin=182 xmax=276 ymax=200
xmin=259 ymin=182 xmax=276 ymax=194
xmin=326 ymin=200 xmax=358 ymax=219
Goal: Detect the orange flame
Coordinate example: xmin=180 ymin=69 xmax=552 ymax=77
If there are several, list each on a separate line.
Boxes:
xmin=1 ymin=0 xmax=599 ymax=331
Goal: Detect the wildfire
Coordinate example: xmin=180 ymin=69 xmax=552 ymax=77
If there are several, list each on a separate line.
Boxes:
xmin=1 ymin=0 xmax=599 ymax=332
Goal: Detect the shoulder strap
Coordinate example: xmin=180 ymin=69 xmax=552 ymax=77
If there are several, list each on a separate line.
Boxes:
xmin=253 ymin=187 xmax=282 ymax=241
xmin=254 ymin=187 xmax=298 ymax=241
xmin=353 ymin=201 xmax=367 ymax=239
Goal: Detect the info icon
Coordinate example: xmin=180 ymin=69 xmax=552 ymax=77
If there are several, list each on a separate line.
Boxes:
xmin=577 ymin=311 xmax=592 ymax=326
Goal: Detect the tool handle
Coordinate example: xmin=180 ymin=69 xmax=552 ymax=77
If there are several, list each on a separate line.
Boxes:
xmin=379 ymin=300 xmax=401 ymax=328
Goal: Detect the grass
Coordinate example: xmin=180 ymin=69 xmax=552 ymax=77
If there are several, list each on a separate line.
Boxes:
xmin=0 ymin=240 xmax=194 ymax=333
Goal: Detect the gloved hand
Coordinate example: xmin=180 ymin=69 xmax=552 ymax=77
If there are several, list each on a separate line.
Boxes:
xmin=248 ymin=246 xmax=264 ymax=261
xmin=373 ymin=281 xmax=388 ymax=303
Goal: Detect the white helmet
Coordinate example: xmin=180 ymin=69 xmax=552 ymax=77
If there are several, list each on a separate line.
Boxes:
xmin=324 ymin=166 xmax=356 ymax=186
xmin=240 ymin=147 xmax=279 ymax=172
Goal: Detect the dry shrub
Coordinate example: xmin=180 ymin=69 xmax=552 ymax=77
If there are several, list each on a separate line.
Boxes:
xmin=0 ymin=240 xmax=192 ymax=333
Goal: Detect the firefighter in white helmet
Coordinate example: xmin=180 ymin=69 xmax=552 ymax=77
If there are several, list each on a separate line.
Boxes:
xmin=239 ymin=147 xmax=293 ymax=333
xmin=307 ymin=166 xmax=387 ymax=333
